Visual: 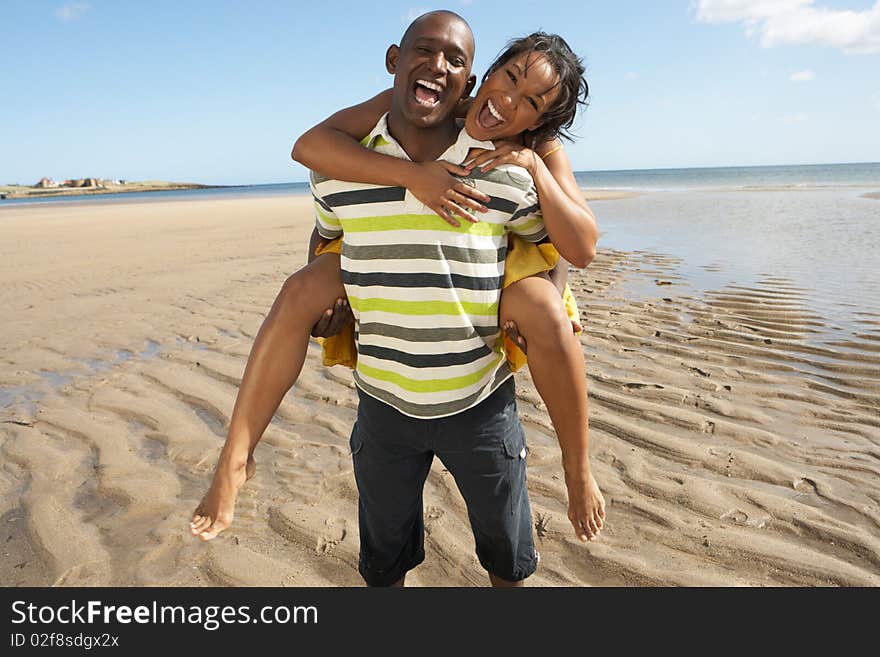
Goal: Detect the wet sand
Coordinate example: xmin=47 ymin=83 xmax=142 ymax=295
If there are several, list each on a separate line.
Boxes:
xmin=1 ymin=195 xmax=878 ymax=586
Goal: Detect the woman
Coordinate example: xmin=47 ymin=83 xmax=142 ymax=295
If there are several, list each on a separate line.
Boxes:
xmin=190 ymin=32 xmax=606 ymax=545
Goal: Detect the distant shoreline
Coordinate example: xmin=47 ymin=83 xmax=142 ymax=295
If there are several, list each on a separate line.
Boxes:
xmin=0 ymin=182 xmax=224 ymax=200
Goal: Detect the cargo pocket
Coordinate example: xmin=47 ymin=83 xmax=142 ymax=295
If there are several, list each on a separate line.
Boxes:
xmin=501 ymin=426 xmax=527 ymax=515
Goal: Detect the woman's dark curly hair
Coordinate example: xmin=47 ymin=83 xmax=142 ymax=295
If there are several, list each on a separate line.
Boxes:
xmin=482 ymin=32 xmax=589 ymax=145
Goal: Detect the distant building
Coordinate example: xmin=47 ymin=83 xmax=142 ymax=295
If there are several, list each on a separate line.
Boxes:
xmin=35 ymin=177 xmax=59 ymax=188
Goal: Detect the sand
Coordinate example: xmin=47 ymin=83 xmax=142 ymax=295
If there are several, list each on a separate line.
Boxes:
xmin=1 ymin=195 xmax=878 ymax=587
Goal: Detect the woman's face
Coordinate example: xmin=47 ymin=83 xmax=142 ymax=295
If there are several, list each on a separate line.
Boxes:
xmin=464 ymin=51 xmax=561 ymax=142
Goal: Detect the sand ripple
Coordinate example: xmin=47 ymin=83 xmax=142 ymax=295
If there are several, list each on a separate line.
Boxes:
xmin=1 ymin=198 xmax=877 ymax=586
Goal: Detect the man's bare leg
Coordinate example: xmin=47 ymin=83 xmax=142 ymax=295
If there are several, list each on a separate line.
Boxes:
xmin=500 ymin=273 xmax=606 ymax=542
xmin=190 ymin=253 xmax=346 ymax=541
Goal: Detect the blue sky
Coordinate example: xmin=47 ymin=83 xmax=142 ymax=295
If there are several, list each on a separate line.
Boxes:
xmin=2 ymin=0 xmax=878 ymax=185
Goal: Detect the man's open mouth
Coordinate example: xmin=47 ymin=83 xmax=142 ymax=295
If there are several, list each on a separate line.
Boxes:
xmin=413 ymin=79 xmax=443 ymax=108
xmin=476 ymin=98 xmax=506 ymax=130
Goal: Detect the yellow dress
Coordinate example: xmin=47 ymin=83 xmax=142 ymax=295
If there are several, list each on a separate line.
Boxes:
xmin=313 ymin=235 xmax=582 ymax=372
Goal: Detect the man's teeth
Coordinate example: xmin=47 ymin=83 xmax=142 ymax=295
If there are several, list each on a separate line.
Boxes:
xmin=417 ymin=79 xmax=443 ymax=92
xmin=487 ymin=99 xmax=505 ymax=122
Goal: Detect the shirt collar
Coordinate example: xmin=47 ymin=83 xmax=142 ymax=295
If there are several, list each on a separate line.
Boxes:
xmin=366 ymin=113 xmax=495 ymax=165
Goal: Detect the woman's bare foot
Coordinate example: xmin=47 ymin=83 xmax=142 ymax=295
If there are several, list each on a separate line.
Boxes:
xmin=189 ymin=453 xmax=256 ymax=541
xmin=565 ymin=469 xmax=606 ymax=542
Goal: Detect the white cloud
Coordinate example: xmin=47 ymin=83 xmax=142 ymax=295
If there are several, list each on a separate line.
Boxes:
xmin=692 ymin=0 xmax=880 ymax=54
xmin=55 ymin=2 xmax=91 ymax=21
xmin=624 ymin=71 xmax=640 ymax=80
xmin=790 ymin=69 xmax=815 ymax=81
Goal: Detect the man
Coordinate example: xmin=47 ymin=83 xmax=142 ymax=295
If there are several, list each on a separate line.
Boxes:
xmin=308 ymin=10 xmax=548 ymax=587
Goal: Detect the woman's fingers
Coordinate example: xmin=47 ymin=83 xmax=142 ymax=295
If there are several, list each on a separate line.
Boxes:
xmin=478 ymin=156 xmax=507 ymax=172
xmin=467 ymin=154 xmax=496 ymax=171
xmin=464 ymin=148 xmax=490 ymax=165
xmin=464 ymin=149 xmax=496 ymax=170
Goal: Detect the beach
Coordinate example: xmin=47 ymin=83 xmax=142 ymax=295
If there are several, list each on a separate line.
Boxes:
xmin=1 ymin=192 xmax=878 ymax=587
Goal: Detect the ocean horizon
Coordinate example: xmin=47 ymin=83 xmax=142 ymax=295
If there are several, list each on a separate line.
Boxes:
xmin=3 ymin=161 xmax=879 ymax=208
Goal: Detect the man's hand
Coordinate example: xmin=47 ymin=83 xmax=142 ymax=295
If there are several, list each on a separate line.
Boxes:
xmin=311 ymin=298 xmax=354 ymax=338
xmin=565 ymin=469 xmax=606 ymax=542
xmin=409 ymin=160 xmax=491 ymax=228
xmin=502 ymin=316 xmax=582 ymax=355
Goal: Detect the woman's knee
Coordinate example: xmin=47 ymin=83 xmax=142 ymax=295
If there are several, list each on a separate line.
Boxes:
xmin=277 ymin=258 xmax=342 ymax=318
xmin=501 ymin=278 xmax=570 ymax=338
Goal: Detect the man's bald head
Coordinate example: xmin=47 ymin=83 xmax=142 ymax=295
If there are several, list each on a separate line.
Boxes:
xmin=400 ymin=10 xmax=474 ymax=60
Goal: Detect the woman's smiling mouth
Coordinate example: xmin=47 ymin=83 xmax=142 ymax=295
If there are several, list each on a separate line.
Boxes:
xmin=477 ymin=98 xmax=506 ymax=129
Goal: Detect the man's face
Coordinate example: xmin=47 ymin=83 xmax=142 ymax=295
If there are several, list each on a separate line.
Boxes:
xmin=386 ymin=14 xmax=476 ymax=128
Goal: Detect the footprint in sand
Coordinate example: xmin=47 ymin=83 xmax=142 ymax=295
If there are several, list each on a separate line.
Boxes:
xmin=720 ymin=509 xmax=749 ymax=525
xmin=720 ymin=508 xmax=771 ymax=529
xmin=316 ymin=518 xmax=347 ymax=555
xmin=794 ymin=477 xmax=818 ymax=494
xmin=424 ymin=506 xmax=445 ymax=537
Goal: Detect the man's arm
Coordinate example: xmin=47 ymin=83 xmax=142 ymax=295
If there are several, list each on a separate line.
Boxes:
xmin=292 ymin=90 xmax=488 ymax=224
xmin=292 ymin=89 xmax=418 ymax=186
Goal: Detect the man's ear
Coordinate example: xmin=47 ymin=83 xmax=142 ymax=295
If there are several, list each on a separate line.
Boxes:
xmin=462 ymin=74 xmax=477 ymax=99
xmin=386 ymin=44 xmax=399 ymax=75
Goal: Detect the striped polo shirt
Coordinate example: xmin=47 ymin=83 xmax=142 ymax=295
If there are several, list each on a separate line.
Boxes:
xmin=311 ymin=113 xmax=546 ymax=419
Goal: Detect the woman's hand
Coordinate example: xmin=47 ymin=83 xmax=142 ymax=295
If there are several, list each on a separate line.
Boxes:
xmin=409 ymin=161 xmax=491 ymax=228
xmin=465 ymin=140 xmax=540 ymax=177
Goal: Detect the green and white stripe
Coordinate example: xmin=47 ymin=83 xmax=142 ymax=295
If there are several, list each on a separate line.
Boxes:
xmin=311 ymin=114 xmax=546 ymax=419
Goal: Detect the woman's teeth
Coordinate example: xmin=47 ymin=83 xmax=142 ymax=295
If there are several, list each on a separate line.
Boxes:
xmin=487 ymin=99 xmax=505 ymax=123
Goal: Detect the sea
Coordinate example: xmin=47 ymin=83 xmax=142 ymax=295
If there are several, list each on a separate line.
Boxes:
xmin=3 ymin=162 xmax=879 ymax=333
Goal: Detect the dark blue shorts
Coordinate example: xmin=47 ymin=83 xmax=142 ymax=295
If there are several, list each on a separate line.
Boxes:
xmin=349 ymin=377 xmax=538 ymax=586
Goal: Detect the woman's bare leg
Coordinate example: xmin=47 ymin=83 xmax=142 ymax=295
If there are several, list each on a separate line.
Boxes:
xmin=190 ymin=253 xmax=346 ymax=541
xmin=499 ymin=273 xmax=606 ymax=542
